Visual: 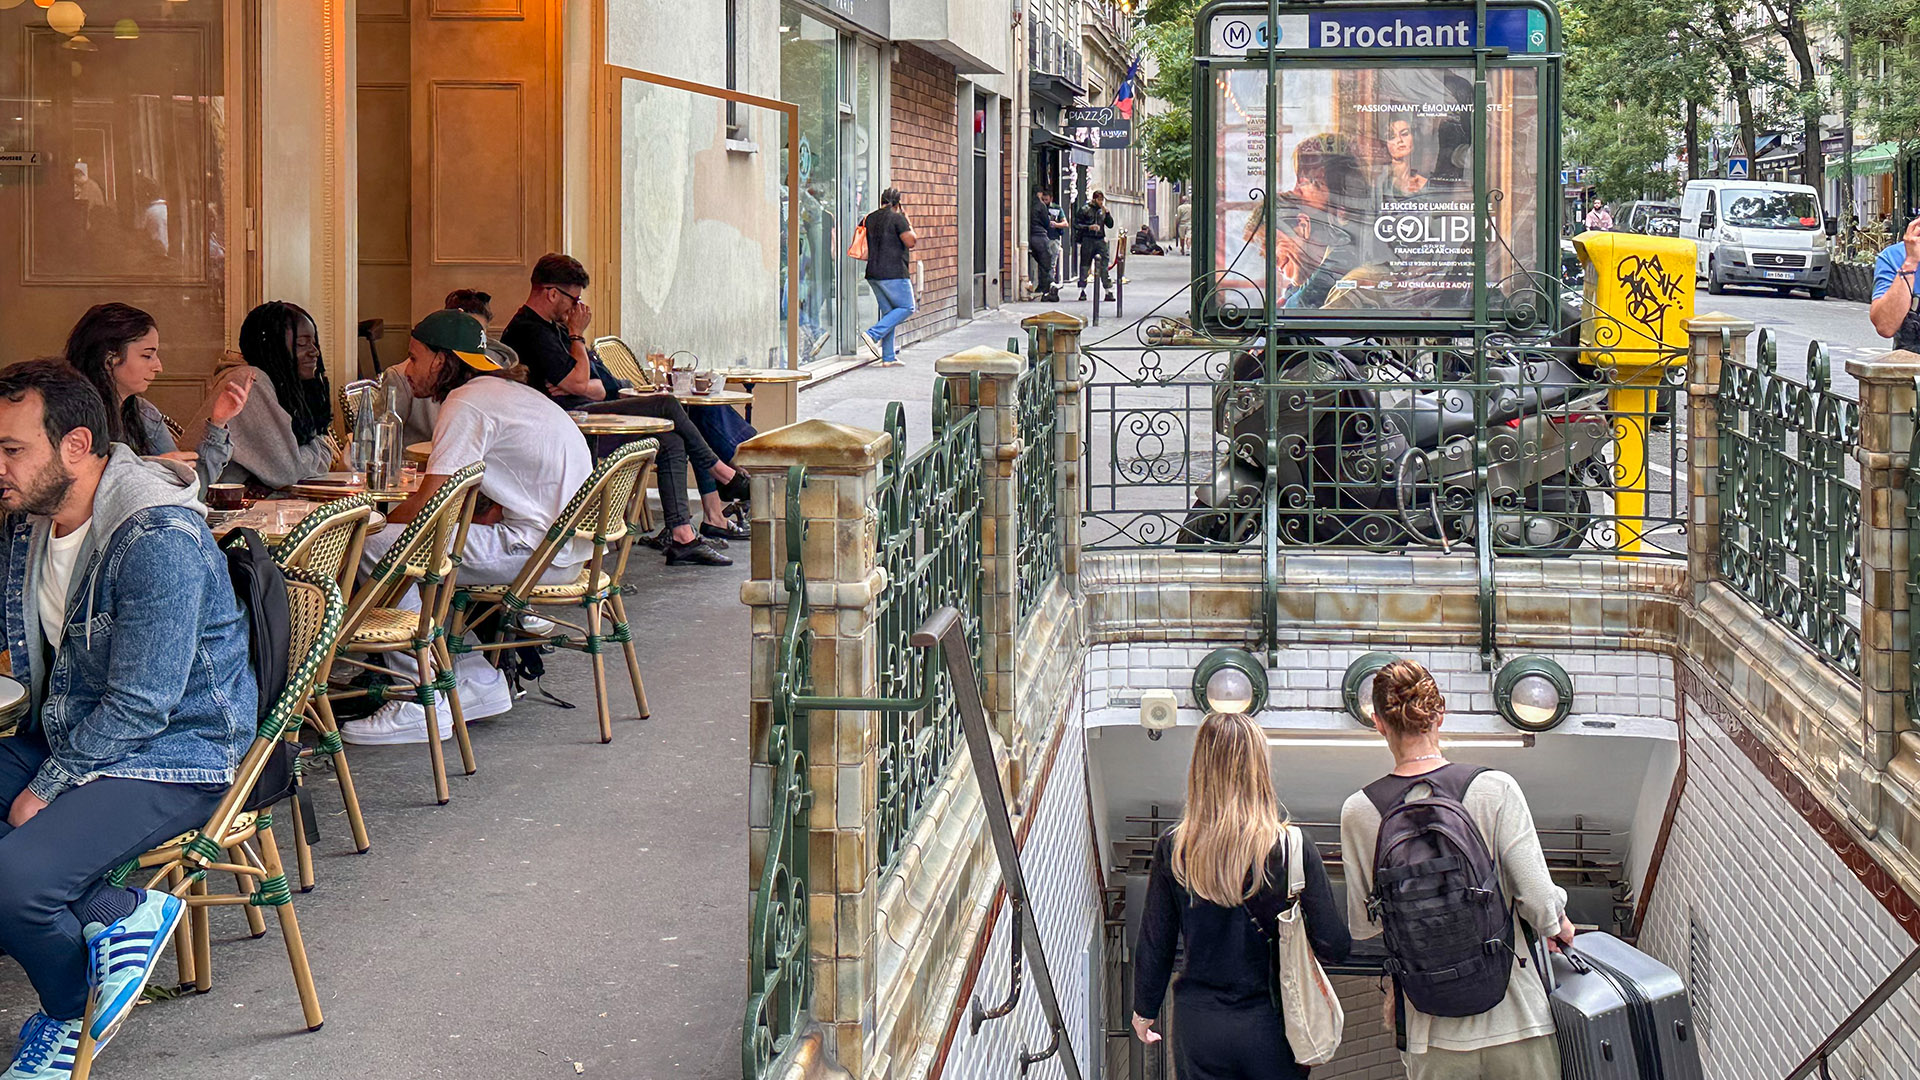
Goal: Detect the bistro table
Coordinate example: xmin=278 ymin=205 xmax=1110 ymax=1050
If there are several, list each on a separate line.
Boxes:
xmin=570 ymin=412 xmax=676 ymax=438
xmin=288 ymin=471 xmax=422 ymax=504
xmin=405 ymin=440 xmax=433 ymax=466
xmin=617 ymin=386 xmax=755 ymax=409
xmin=210 ymin=499 xmax=388 ymax=544
xmin=714 ymin=367 xmax=810 ymax=428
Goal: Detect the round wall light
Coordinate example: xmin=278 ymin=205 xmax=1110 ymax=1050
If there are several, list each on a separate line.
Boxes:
xmin=1493 ymin=656 xmax=1573 ymax=732
xmin=1192 ymin=647 xmax=1268 ymax=715
xmin=1341 ymin=652 xmax=1401 ymax=728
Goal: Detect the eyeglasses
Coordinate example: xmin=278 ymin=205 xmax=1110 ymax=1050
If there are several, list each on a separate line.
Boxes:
xmin=548 ymin=286 xmax=583 ymax=305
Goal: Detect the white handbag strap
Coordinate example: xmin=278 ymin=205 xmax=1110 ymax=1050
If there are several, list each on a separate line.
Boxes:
xmin=1284 ymin=824 xmax=1306 ymax=900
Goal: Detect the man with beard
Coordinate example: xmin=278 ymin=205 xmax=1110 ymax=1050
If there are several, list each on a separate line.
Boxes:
xmin=0 ymin=360 xmax=255 ymax=1079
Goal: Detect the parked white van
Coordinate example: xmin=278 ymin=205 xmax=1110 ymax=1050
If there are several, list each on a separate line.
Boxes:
xmin=1679 ymin=180 xmax=1830 ymax=299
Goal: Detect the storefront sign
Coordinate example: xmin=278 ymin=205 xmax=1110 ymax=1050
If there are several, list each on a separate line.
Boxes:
xmin=1208 ymin=64 xmax=1542 ymax=317
xmin=796 ymin=0 xmax=887 ymax=38
xmin=0 ymin=151 xmax=44 ymax=166
xmin=1065 ymin=106 xmax=1132 ymax=149
xmin=1207 ymin=7 xmax=1546 ymax=56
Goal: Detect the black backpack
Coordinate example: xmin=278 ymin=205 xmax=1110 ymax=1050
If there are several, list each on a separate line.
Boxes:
xmin=1365 ymin=764 xmax=1515 ymax=1024
xmin=223 ymin=529 xmax=296 ymax=813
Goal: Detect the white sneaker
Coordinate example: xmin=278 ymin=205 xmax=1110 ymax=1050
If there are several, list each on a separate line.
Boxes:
xmin=340 ymin=700 xmax=451 ymax=746
xmin=857 ymin=332 xmax=882 ymax=361
xmin=517 ymin=612 xmax=558 ymax=636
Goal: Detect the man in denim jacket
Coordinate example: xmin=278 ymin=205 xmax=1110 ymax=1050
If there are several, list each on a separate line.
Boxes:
xmin=0 ymin=361 xmax=255 ymax=1078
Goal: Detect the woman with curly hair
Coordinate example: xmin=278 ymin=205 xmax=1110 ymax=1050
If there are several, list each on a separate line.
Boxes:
xmin=1338 ymin=660 xmax=1574 ymax=1080
xmin=185 ymin=300 xmax=339 ymax=490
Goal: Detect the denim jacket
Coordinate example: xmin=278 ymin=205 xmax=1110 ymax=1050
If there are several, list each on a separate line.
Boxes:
xmin=4 ymin=447 xmax=256 ymax=802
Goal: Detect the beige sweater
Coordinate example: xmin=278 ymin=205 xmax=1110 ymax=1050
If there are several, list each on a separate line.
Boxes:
xmin=1339 ymin=768 xmax=1567 ymax=1054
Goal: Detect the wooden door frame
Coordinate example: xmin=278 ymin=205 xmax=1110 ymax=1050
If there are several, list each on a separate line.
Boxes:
xmin=589 ymin=50 xmax=801 ymax=369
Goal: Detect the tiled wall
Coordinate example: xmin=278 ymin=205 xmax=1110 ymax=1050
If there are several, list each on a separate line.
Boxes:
xmin=1082 ymin=642 xmax=1676 ymax=725
xmin=1638 ymin=697 xmax=1920 ymax=1080
xmin=941 ymin=720 xmax=1103 ymax=1080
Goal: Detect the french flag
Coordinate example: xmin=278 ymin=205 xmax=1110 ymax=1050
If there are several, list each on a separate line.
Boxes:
xmin=1114 ymin=56 xmax=1140 ymax=119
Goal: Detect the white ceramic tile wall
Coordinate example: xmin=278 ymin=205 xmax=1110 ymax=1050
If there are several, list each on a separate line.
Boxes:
xmin=1638 ymin=700 xmax=1920 ymax=1080
xmin=1081 ymin=643 xmax=1676 ymax=726
xmin=942 ymin=716 xmax=1104 ymax=1080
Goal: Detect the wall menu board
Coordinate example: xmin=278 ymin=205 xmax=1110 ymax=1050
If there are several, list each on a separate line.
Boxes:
xmin=1209 ymin=64 xmax=1542 ymax=318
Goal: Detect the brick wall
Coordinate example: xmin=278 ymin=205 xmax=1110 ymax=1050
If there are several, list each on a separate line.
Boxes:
xmin=891 ymin=44 xmax=959 ymax=343
xmin=940 ymin=719 xmax=1102 ymax=1080
xmin=1001 ymin=103 xmax=1014 ymax=303
xmin=1638 ymin=687 xmax=1920 ymax=1080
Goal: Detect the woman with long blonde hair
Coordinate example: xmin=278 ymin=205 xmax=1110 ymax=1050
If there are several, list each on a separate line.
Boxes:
xmin=1132 ymin=713 xmax=1350 ymax=1079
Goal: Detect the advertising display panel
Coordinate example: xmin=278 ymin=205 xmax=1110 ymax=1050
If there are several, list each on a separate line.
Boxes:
xmin=1207 ymin=64 xmax=1542 ymax=318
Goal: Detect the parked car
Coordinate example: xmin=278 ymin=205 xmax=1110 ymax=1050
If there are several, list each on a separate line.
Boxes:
xmin=1679 ymin=179 xmax=1829 ymax=299
xmin=1618 ymin=200 xmax=1680 ymax=234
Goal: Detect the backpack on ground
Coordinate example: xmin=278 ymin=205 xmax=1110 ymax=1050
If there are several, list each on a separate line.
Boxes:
xmin=223 ymin=528 xmax=296 ymax=813
xmin=1365 ymin=763 xmax=1516 ymax=1028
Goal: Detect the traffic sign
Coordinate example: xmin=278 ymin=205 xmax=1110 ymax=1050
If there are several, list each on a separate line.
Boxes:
xmin=1727 ymin=156 xmax=1749 ymax=180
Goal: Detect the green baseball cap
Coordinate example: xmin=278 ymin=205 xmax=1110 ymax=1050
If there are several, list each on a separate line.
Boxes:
xmin=411 ymin=309 xmax=501 ymax=371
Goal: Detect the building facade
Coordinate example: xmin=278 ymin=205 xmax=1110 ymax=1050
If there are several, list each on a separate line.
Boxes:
xmin=0 ymin=0 xmax=1018 ymax=415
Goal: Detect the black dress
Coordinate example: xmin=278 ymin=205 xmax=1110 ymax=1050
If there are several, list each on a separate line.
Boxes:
xmin=1133 ymin=831 xmax=1352 ymax=1080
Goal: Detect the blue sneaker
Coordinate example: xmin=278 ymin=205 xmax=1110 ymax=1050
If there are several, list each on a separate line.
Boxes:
xmin=82 ymin=889 xmax=184 ymax=1048
xmin=3 ymin=1013 xmax=80 ymax=1078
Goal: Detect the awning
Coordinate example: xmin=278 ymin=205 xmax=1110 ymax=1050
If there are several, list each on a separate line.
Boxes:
xmin=1757 ymin=143 xmax=1803 ymax=167
xmin=1032 ymin=125 xmax=1094 ymax=153
xmin=1826 ymin=140 xmax=1901 ymax=178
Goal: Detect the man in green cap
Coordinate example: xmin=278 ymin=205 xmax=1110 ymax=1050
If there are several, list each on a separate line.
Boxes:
xmin=340 ymin=309 xmax=592 ymax=746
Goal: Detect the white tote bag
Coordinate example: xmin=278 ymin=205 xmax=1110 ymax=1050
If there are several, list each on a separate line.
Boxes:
xmin=1273 ymin=825 xmax=1344 ymax=1065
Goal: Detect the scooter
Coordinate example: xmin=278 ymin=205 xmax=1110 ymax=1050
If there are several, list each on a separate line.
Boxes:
xmin=1178 ymin=337 xmax=1616 ymax=553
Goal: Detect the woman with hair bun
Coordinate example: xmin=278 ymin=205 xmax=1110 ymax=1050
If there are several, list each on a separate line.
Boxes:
xmin=1131 ymin=712 xmax=1350 ymax=1079
xmin=1338 ymin=660 xmax=1574 ymax=1080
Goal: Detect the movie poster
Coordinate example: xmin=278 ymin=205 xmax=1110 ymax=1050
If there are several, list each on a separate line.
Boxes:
xmin=1211 ymin=66 xmax=1540 ymax=316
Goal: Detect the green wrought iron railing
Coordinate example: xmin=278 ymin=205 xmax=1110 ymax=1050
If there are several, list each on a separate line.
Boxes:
xmin=1717 ymin=328 xmax=1862 ymax=675
xmin=744 ymin=465 xmax=815 ymax=1080
xmin=1015 ymin=335 xmax=1062 ymax=625
xmin=874 ymin=384 xmax=984 ymax=873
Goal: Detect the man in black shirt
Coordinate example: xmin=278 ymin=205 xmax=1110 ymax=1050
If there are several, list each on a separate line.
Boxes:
xmin=1029 ymin=190 xmax=1063 ymax=301
xmin=1073 ymin=190 xmax=1115 ymax=302
xmin=499 ymin=253 xmax=743 ymax=566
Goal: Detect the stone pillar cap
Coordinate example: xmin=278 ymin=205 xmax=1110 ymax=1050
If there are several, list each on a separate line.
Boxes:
xmin=1682 ymin=311 xmax=1757 ymax=333
xmin=1020 ymin=311 xmax=1086 ymax=330
xmin=935 ymin=345 xmax=1023 ymax=376
xmin=734 ymin=418 xmax=893 ymax=473
xmin=1845 ymin=349 xmax=1920 ymax=381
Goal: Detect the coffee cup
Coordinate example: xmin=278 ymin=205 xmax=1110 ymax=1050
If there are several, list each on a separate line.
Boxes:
xmin=209 ymin=484 xmax=246 ymax=512
xmin=694 ymin=372 xmax=714 ymax=394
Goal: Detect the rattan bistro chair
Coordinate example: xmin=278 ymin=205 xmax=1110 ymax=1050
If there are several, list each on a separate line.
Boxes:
xmin=448 ymin=440 xmax=656 ymax=743
xmin=272 ymin=495 xmax=377 ymax=888
xmin=591 ymin=335 xmax=655 ymax=388
xmin=324 ymin=463 xmax=485 ymax=805
xmin=70 ymin=568 xmax=346 ymax=1080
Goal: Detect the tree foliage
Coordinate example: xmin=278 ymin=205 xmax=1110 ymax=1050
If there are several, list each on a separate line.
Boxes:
xmin=1135 ymin=7 xmax=1198 ymax=185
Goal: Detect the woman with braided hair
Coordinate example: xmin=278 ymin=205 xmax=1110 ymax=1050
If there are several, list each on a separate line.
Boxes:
xmin=185 ymin=301 xmax=339 ymax=490
xmin=1338 ymin=660 xmax=1574 ymax=1080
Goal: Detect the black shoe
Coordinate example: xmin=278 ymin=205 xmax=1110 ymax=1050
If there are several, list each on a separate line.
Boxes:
xmin=701 ymin=520 xmax=750 ymax=542
xmin=636 ymin=528 xmax=671 ymax=551
xmin=666 ymin=538 xmax=733 ymax=566
xmin=718 ymin=469 xmax=752 ymax=503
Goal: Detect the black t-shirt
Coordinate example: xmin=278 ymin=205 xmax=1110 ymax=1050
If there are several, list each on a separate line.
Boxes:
xmin=1030 ymin=201 xmax=1056 ymax=242
xmin=863 ymin=208 xmax=911 ymax=281
xmin=501 ymin=305 xmax=575 ymax=399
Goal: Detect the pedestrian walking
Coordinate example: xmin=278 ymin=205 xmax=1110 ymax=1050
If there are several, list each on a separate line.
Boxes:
xmin=854 ymin=188 xmax=917 ymax=367
xmin=1029 ymin=189 xmax=1063 ymax=301
xmin=1338 ymin=660 xmax=1575 ymax=1080
xmin=1075 ymin=191 xmax=1116 ymax=302
xmin=1175 ymin=196 xmax=1193 ymax=256
xmin=1132 ymin=712 xmax=1351 ymax=1080
xmin=1582 ymin=203 xmax=1613 ymax=232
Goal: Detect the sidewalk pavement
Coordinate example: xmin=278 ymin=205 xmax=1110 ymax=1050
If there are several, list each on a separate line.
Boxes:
xmin=800 ymin=253 xmax=1196 ymax=451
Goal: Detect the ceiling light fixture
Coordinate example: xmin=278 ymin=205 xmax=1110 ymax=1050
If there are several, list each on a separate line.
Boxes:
xmin=1192 ymin=647 xmax=1268 ymax=715
xmin=1340 ymin=652 xmax=1401 ymax=728
xmin=1493 ymin=656 xmax=1574 ymax=732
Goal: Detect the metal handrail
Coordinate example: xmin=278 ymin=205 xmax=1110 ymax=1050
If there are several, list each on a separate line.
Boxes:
xmin=913 ymin=606 xmax=1085 ymax=1080
xmin=1782 ymin=945 xmax=1920 ymax=1080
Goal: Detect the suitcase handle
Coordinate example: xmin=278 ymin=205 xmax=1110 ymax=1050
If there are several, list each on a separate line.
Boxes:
xmin=1560 ymin=946 xmax=1593 ymax=976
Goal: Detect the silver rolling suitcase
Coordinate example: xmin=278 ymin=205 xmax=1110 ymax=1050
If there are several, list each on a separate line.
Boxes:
xmin=1544 ymin=932 xmax=1705 ymax=1080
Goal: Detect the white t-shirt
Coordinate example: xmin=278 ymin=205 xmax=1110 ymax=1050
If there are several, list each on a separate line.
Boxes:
xmin=425 ymin=376 xmax=592 ymax=566
xmin=38 ymin=521 xmax=93 ymax=652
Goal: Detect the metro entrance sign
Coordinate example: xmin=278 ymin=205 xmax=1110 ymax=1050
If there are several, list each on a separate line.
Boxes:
xmin=1191 ymin=0 xmax=1563 ymax=331
xmin=1208 ymin=7 xmax=1548 ymax=55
